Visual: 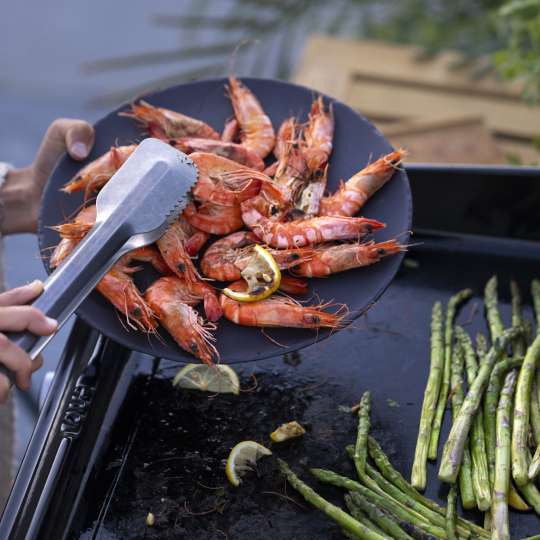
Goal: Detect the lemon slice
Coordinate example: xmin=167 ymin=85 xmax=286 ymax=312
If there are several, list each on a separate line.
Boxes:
xmin=172 ymin=363 xmax=240 ymax=395
xmin=270 ymin=421 xmax=306 ymax=442
xmin=225 ymin=441 xmax=272 ymax=487
xmin=223 ymin=245 xmax=281 ymax=302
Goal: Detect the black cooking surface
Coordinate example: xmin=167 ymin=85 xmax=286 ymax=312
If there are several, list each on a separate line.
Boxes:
xmin=70 ymin=239 xmax=540 ymax=539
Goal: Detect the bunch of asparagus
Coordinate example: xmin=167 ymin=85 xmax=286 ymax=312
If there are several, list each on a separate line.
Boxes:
xmin=412 ymin=276 xmax=540 ymax=539
xmin=278 ymin=391 xmax=489 ymax=540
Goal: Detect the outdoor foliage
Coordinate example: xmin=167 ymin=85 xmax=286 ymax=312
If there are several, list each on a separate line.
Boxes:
xmin=86 ymin=0 xmax=515 ymax=106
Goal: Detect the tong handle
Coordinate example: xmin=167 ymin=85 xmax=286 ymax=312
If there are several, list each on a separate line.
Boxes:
xmin=0 ymin=219 xmax=128 ymax=386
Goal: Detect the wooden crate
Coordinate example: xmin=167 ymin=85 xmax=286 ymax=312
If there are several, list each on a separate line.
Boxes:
xmin=293 ymin=36 xmax=540 ymax=164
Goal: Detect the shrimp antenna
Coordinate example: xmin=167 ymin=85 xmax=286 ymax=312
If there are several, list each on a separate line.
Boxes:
xmin=228 ymin=38 xmax=259 ymax=77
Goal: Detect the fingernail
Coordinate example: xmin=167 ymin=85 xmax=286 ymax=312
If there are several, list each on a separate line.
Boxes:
xmin=45 ymin=317 xmax=58 ymax=332
xmin=70 ymin=142 xmax=89 ymax=160
xmin=29 ymin=279 xmax=44 ymax=294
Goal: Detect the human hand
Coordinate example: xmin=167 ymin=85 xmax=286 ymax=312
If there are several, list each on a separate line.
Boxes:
xmin=0 ymin=281 xmax=57 ymax=403
xmin=1 ymin=119 xmax=95 ymax=235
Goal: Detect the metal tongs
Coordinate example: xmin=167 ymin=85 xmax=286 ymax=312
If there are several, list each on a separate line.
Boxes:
xmin=0 ymin=138 xmax=197 ymax=383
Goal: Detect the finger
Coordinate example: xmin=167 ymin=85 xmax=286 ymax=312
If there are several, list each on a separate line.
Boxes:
xmin=0 ymin=374 xmax=10 ymax=404
xmin=0 ymin=306 xmax=57 ymax=335
xmin=65 ymin=122 xmax=95 ymax=161
xmin=31 ymin=354 xmax=44 ymax=374
xmin=0 ymin=334 xmax=32 ymax=390
xmin=33 ymin=119 xmax=95 ymax=180
xmin=0 ymin=280 xmax=44 ymax=307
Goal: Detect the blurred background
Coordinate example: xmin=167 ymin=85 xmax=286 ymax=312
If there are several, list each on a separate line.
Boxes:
xmin=0 ymin=0 xmax=539 ymax=458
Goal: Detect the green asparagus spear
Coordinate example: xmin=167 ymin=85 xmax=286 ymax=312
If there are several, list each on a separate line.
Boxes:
xmin=344 ymin=493 xmax=412 ymax=540
xmin=531 ymin=381 xmax=540 ymax=446
xmin=485 ymin=276 xmax=504 ymax=340
xmin=429 ymin=289 xmax=473 ymax=460
xmin=529 ymin=444 xmax=540 ymax=479
xmin=482 ymin=356 xmax=528 ymax=510
xmin=439 ymin=327 xmax=522 ymax=483
xmin=476 ymin=333 xmax=488 ymax=362
xmin=491 ymin=370 xmax=517 ymax=540
xmin=445 ymin=486 xmax=458 ymax=540
xmin=449 ymin=340 xmax=476 ymax=508
xmin=512 ymin=334 xmax=540 ymax=486
xmin=310 ymin=469 xmax=447 ymax=539
xmin=455 ymin=327 xmax=491 ymax=511
xmin=510 ymin=280 xmax=527 ymax=356
xmin=366 ymin=437 xmax=489 ymax=539
xmin=532 ymin=280 xmax=540 ymax=332
xmin=412 ymin=302 xmax=444 ymax=490
xmin=354 ymin=391 xmax=371 ymax=479
xmin=344 ymin=495 xmax=390 ymax=538
xmin=277 ymin=459 xmax=385 ymax=540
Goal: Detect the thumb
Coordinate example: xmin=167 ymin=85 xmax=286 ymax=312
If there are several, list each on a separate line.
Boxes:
xmin=33 ymin=119 xmax=95 ymax=182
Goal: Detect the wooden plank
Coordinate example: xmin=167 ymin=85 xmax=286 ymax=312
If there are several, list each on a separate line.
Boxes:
xmin=345 ymin=79 xmax=540 ymax=139
xmin=293 ymin=35 xmax=524 ymax=100
xmin=384 ymin=117 xmax=505 ymax=164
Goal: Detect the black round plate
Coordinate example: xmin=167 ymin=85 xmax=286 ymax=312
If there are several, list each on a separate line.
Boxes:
xmin=38 ymin=78 xmax=412 ymax=364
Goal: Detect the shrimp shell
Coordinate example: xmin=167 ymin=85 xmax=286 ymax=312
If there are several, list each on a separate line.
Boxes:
xmin=145 ymin=276 xmax=219 ymax=365
xmin=319 ymin=150 xmax=404 ymax=217
xmin=183 ymin=201 xmax=244 ymax=236
xmin=220 ymin=281 xmax=344 ymax=329
xmin=228 ymin=76 xmax=275 ymax=159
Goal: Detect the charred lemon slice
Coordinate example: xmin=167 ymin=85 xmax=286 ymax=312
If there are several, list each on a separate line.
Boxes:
xmin=270 ymin=421 xmax=306 ymax=442
xmin=226 ymin=441 xmax=272 ymax=487
xmin=172 ymin=364 xmax=240 ymax=395
xmin=223 ymin=244 xmax=281 ymax=302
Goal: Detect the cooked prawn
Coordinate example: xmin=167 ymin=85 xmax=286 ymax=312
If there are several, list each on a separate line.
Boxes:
xmin=62 ymin=145 xmax=136 ymax=199
xmin=241 ymin=198 xmax=385 ymax=248
xmin=319 ymin=150 xmax=404 ymax=217
xmin=199 ymin=231 xmax=313 ymax=282
xmin=183 ymin=201 xmax=243 ymax=236
xmin=145 ymin=276 xmax=219 ymax=365
xmin=278 ymin=275 xmax=309 ymax=296
xmin=122 ymin=100 xmax=220 ymax=140
xmin=190 ymin=152 xmax=267 ymax=206
xmin=274 ymin=116 xmax=297 ymax=160
xmin=274 ymin=140 xmax=310 ymax=203
xmin=290 ymin=239 xmax=406 ymax=277
xmin=51 ymin=230 xmax=157 ymax=333
xmin=228 ymin=76 xmax=275 ymax=158
xmin=220 ymin=280 xmax=344 ymax=329
xmin=303 ymin=96 xmax=334 ymax=175
xmin=171 ymin=138 xmax=264 ymax=171
xmin=157 ymin=217 xmax=222 ymax=321
xmin=221 ymin=117 xmax=239 ymax=142
xmin=51 ymin=205 xmax=96 ymax=241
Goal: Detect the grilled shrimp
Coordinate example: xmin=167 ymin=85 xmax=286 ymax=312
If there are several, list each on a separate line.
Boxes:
xmin=62 ymin=145 xmax=136 ymax=199
xmin=319 ymin=150 xmax=404 ymax=217
xmin=274 ymin=117 xmax=296 ymax=160
xmin=157 ymin=217 xmax=222 ymax=321
xmin=183 ymin=201 xmax=243 ymax=236
xmin=220 ymin=281 xmax=344 ymax=329
xmin=290 ymin=239 xmax=406 ymax=277
xmin=145 ymin=276 xmax=219 ymax=365
xmin=241 ymin=198 xmax=384 ymax=248
xmin=51 ymin=205 xmax=96 ymax=244
xmin=51 ymin=229 xmax=158 ymax=333
xmin=228 ymin=76 xmax=275 ymax=158
xmin=171 ymin=138 xmax=264 ymax=171
xmin=278 ymin=275 xmax=309 ymax=295
xmin=190 ymin=152 xmax=267 ymax=206
xmin=122 ymin=100 xmax=220 ymax=140
xmin=199 ymin=231 xmax=313 ymax=282
xmin=274 ymin=140 xmax=310 ymax=203
xmin=97 ymin=266 xmax=157 ymax=333
xmin=303 ymin=96 xmax=334 ymax=175
xmin=221 ymin=117 xmax=239 ymax=142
